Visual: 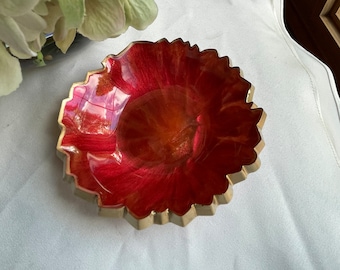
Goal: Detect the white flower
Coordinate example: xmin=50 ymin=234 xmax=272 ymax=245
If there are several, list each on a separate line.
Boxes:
xmin=0 ymin=0 xmax=47 ymax=95
xmin=0 ymin=0 xmax=158 ymax=97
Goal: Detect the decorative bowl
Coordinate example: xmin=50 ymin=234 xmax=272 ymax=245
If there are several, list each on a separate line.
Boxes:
xmin=57 ymin=38 xmax=266 ymax=229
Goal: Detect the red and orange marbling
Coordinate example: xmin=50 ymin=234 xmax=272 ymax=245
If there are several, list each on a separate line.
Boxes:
xmin=57 ymin=39 xmax=265 ymax=220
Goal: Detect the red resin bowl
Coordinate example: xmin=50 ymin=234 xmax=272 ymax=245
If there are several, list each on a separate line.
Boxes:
xmin=57 ymin=39 xmax=266 ymax=229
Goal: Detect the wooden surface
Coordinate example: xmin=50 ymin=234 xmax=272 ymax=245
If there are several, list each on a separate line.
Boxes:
xmin=320 ymin=0 xmax=340 ymax=46
xmin=284 ymin=0 xmax=340 ymax=96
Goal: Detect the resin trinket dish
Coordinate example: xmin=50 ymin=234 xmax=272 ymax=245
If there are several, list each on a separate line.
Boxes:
xmin=57 ymin=38 xmax=266 ymax=229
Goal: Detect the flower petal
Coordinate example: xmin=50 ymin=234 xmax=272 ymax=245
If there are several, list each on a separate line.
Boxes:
xmin=123 ymin=0 xmax=158 ymax=30
xmin=28 ymin=32 xmax=46 ymax=52
xmin=53 ymin=16 xmax=67 ymax=41
xmin=78 ymin=0 xmax=126 ymax=41
xmin=0 ymin=14 xmax=36 ymax=58
xmin=0 ymin=0 xmax=39 ymax=17
xmin=58 ymin=0 xmax=85 ymax=29
xmin=33 ymin=0 xmax=50 ymax=16
xmin=14 ymin=11 xmax=47 ymax=42
xmin=0 ymin=43 xmax=22 ymax=96
xmin=43 ymin=1 xmax=63 ymax=34
xmin=55 ymin=28 xmax=76 ymax=53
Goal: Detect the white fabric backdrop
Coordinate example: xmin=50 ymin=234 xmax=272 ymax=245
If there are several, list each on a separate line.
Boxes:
xmin=1 ymin=0 xmax=340 ymax=269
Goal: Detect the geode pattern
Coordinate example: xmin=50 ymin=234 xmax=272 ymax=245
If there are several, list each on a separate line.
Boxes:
xmin=57 ymin=39 xmax=266 ymax=229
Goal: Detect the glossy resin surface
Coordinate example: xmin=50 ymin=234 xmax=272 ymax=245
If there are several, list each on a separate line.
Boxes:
xmin=57 ymin=39 xmax=266 ymax=229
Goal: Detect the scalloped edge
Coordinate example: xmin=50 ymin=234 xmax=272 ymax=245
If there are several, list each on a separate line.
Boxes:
xmin=56 ymin=38 xmax=266 ymax=230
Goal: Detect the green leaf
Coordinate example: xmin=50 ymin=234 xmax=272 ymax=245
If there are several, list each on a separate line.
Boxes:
xmin=58 ymin=0 xmax=85 ymax=29
xmin=78 ymin=0 xmax=126 ymax=41
xmin=0 ymin=14 xmax=36 ymax=59
xmin=0 ymin=0 xmax=40 ymax=17
xmin=0 ymin=42 xmax=22 ymax=96
xmin=124 ymin=0 xmax=158 ymax=30
xmin=33 ymin=51 xmax=46 ymax=67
